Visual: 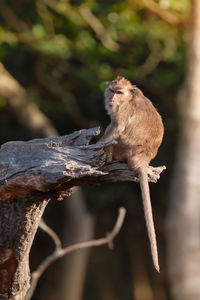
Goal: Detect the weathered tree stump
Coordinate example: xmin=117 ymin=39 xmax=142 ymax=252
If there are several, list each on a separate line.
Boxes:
xmin=0 ymin=127 xmax=165 ymax=299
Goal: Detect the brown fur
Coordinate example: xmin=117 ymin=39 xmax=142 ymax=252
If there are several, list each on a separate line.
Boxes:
xmin=100 ymin=76 xmax=164 ymax=272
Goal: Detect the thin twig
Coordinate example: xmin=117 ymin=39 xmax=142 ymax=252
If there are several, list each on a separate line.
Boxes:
xmin=39 ymin=218 xmax=62 ymax=250
xmin=143 ymin=0 xmax=183 ymax=25
xmin=25 ymin=207 xmax=126 ymax=300
xmin=78 ymin=4 xmax=120 ymax=52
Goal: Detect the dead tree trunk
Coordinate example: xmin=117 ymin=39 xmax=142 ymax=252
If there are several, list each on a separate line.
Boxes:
xmin=0 ymin=127 xmax=164 ymax=299
xmin=0 ymin=196 xmax=49 ymax=300
xmin=167 ymin=1 xmax=200 ymax=299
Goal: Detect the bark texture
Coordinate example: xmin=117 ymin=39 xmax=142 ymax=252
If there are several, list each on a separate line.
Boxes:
xmin=0 ymin=197 xmax=49 ymax=300
xmin=0 ymin=127 xmax=164 ymax=202
xmin=0 ymin=127 xmax=165 ymax=299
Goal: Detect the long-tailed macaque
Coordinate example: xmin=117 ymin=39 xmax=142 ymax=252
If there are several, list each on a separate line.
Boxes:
xmin=100 ymin=76 xmax=164 ymax=272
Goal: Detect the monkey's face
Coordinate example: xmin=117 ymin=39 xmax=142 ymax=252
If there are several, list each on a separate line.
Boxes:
xmin=104 ymin=76 xmax=139 ymax=115
xmin=104 ymin=84 xmax=132 ymax=115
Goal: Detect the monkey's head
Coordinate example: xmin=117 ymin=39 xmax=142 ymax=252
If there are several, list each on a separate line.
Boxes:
xmin=104 ymin=76 xmax=140 ymax=115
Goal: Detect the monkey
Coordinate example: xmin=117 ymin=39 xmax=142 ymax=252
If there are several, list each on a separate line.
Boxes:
xmin=100 ymin=76 xmax=164 ymax=272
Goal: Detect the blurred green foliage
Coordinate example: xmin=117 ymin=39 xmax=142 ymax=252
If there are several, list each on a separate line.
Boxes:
xmin=0 ymin=1 xmax=191 ymax=299
xmin=0 ymin=0 xmax=189 ymax=139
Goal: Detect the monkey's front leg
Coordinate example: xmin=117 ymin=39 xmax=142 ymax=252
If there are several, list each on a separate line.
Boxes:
xmin=105 ymin=145 xmax=113 ymax=163
xmin=98 ymin=124 xmax=116 ymax=163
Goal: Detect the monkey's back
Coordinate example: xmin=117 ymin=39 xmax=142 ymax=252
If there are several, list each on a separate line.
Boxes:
xmin=112 ymin=95 xmax=164 ymax=165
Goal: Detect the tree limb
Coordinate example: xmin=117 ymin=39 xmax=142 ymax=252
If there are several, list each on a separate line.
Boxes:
xmin=0 ymin=62 xmax=57 ymax=138
xmin=39 ymin=219 xmax=62 ymax=251
xmin=0 ymin=127 xmax=165 ymax=201
xmin=78 ymin=4 xmax=120 ymax=52
xmin=143 ymin=0 xmax=184 ymax=25
xmin=25 ymin=207 xmax=126 ymax=300
xmin=0 ymin=127 xmax=165 ymax=299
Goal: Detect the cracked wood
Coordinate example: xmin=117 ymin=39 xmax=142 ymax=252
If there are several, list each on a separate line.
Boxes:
xmin=0 ymin=127 xmax=165 ymax=201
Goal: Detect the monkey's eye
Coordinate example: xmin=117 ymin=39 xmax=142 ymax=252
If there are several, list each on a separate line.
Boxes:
xmin=116 ymin=90 xmax=123 ymax=94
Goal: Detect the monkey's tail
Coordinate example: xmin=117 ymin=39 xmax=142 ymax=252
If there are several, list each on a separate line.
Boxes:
xmin=139 ymin=167 xmax=160 ymax=273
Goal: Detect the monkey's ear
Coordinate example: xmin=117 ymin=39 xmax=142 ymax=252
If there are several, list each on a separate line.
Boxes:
xmin=130 ymin=87 xmax=138 ymax=96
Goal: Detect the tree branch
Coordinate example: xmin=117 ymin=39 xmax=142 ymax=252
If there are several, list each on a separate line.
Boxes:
xmin=143 ymin=0 xmax=184 ymax=25
xmin=0 ymin=127 xmax=165 ymax=298
xmin=25 ymin=207 xmax=126 ymax=300
xmin=78 ymin=4 xmax=120 ymax=52
xmin=0 ymin=127 xmax=165 ymax=201
xmin=39 ymin=219 xmax=62 ymax=251
xmin=0 ymin=62 xmax=57 ymax=138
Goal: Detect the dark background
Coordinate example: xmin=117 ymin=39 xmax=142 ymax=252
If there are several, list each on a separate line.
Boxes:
xmin=0 ymin=1 xmax=189 ymax=299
